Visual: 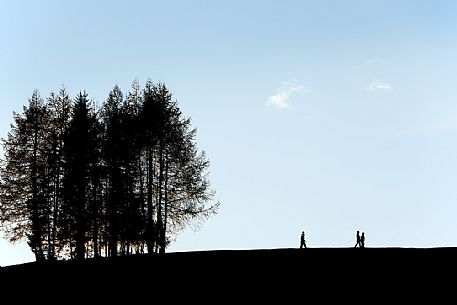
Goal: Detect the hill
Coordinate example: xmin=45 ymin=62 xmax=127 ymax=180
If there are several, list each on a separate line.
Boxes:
xmin=0 ymin=247 xmax=457 ymax=274
xmin=1 ymin=247 xmax=455 ymax=294
xmin=2 ymin=247 xmax=455 ymax=273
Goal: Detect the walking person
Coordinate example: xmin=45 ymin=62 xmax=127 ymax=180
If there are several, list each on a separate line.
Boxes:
xmin=300 ymin=231 xmax=307 ymax=249
xmin=354 ymin=230 xmax=361 ymax=248
xmin=360 ymin=232 xmax=365 ymax=248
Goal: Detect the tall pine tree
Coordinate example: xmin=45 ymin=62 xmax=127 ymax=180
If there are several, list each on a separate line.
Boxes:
xmin=0 ymin=90 xmax=49 ymax=261
xmin=62 ymin=92 xmax=97 ymax=259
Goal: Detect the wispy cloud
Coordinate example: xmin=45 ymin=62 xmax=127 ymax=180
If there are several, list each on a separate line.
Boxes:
xmin=266 ymin=81 xmax=305 ymax=110
xmin=367 ymin=80 xmax=393 ymax=92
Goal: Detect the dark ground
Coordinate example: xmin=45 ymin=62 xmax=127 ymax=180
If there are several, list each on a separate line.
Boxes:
xmin=1 ymin=248 xmax=455 ymax=297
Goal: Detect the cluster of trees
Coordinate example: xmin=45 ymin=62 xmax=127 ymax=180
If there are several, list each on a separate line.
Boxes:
xmin=0 ymin=80 xmax=219 ymax=261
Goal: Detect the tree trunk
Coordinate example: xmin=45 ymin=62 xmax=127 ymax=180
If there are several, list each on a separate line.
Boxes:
xmin=92 ymin=184 xmax=99 ymax=258
xmin=31 ymin=114 xmax=44 ymax=261
xmin=156 ymin=141 xmax=164 ymax=253
xmin=160 ymin=156 xmax=169 ymax=254
xmin=146 ymin=148 xmax=155 ymax=253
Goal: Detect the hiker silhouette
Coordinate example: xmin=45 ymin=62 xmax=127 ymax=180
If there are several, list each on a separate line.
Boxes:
xmin=300 ymin=231 xmax=307 ymax=249
xmin=361 ymin=232 xmax=365 ymax=248
xmin=354 ymin=230 xmax=361 ymax=248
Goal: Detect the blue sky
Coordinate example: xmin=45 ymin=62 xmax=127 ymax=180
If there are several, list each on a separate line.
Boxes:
xmin=1 ymin=0 xmax=457 ymax=265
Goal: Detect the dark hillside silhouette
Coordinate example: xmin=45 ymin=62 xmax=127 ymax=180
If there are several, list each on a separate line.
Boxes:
xmin=1 ymin=247 xmax=455 ymax=294
xmin=0 ymin=80 xmax=220 ymax=261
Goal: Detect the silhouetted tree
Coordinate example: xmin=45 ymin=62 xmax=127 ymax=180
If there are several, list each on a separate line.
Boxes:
xmin=141 ymin=80 xmax=160 ymax=253
xmin=101 ymin=85 xmax=125 ymax=257
xmin=120 ymin=80 xmax=144 ymax=254
xmin=86 ymin=104 xmax=103 ymax=258
xmin=45 ymin=88 xmax=72 ymax=259
xmin=149 ymin=83 xmax=170 ymax=253
xmin=0 ymin=90 xmax=49 ymax=261
xmin=62 ymin=92 xmax=97 ymax=259
xmin=160 ymin=105 xmax=219 ymax=252
xmin=143 ymin=83 xmax=219 ymax=253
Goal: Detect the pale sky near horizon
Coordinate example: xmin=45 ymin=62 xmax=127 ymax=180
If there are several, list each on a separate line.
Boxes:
xmin=1 ymin=0 xmax=457 ymax=266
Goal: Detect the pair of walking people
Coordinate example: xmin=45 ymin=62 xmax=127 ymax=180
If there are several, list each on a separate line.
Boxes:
xmin=354 ymin=230 xmax=365 ymax=248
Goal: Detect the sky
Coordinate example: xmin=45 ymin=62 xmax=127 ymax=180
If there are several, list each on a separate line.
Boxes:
xmin=1 ymin=0 xmax=457 ymax=266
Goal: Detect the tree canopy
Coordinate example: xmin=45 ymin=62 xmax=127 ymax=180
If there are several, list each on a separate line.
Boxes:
xmin=0 ymin=80 xmax=219 ymax=260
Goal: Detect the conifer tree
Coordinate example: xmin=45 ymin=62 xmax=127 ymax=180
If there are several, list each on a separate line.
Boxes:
xmin=62 ymin=91 xmax=97 ymax=259
xmin=0 ymin=90 xmax=49 ymax=261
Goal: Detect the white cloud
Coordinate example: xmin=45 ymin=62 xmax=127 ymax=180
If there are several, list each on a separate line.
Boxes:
xmin=367 ymin=80 xmax=393 ymax=92
xmin=266 ymin=81 xmax=305 ymax=110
